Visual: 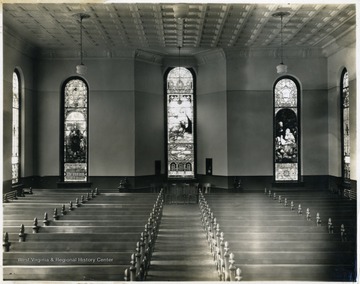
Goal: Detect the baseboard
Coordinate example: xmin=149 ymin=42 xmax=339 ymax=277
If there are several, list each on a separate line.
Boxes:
xmin=5 ymin=175 xmax=356 ymax=192
xmin=57 ymin=182 xmax=93 ymax=188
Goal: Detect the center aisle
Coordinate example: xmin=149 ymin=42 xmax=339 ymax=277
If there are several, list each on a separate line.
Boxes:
xmin=146 ymin=204 xmax=219 ymax=281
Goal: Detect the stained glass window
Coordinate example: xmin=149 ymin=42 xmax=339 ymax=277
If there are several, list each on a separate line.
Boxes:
xmin=62 ymin=78 xmax=88 ymax=182
xmin=341 ymin=69 xmax=350 ymax=182
xmin=274 ymin=77 xmax=300 ymax=182
xmin=12 ymin=71 xmax=20 ymax=184
xmin=166 ymin=67 xmax=195 ymax=179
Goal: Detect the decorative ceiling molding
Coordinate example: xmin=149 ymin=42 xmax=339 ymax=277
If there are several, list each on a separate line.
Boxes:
xmin=224 ymin=46 xmax=325 ymax=59
xmin=36 ymin=48 xmax=135 ymax=60
xmin=2 ymin=3 xmax=356 ymax=59
xmin=134 ymin=49 xmax=163 ymax=65
xmin=161 ymin=55 xmax=198 ymax=74
xmin=6 ymin=25 xmax=349 ymax=64
xmin=194 ymin=48 xmax=225 ymax=66
xmin=321 ymin=26 xmax=356 ymax=57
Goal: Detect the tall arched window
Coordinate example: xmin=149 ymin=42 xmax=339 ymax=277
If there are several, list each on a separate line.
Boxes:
xmin=341 ymin=68 xmax=350 ymax=184
xmin=166 ymin=67 xmax=195 ymax=179
xmin=12 ymin=70 xmax=21 ymax=184
xmin=273 ymin=76 xmax=301 ymax=182
xmin=61 ymin=77 xmax=89 ymax=182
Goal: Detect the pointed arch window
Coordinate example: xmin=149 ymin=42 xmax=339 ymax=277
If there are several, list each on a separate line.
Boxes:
xmin=166 ymin=67 xmax=195 ymax=179
xmin=12 ymin=70 xmax=21 ymax=184
xmin=341 ymin=69 xmax=350 ymax=183
xmin=61 ymin=77 xmax=89 ymax=182
xmin=274 ymin=76 xmax=301 ymax=182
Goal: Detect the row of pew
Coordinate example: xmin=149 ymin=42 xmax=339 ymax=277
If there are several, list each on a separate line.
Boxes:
xmin=264 ymin=187 xmax=356 ymax=241
xmin=3 ymin=186 xmax=356 ymax=281
xmin=124 ymin=190 xmax=164 ymax=280
xmin=205 ymin=188 xmax=357 ymax=281
xmin=3 ymin=187 xmax=163 ymax=281
xmin=198 ymin=190 xmax=242 ymax=281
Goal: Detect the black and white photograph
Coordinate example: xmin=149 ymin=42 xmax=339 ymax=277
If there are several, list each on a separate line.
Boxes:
xmin=1 ymin=0 xmax=358 ymax=282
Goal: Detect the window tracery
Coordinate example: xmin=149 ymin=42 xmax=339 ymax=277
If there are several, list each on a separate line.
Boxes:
xmin=12 ymin=71 xmax=20 ymax=184
xmin=274 ymin=77 xmax=300 ymax=182
xmin=341 ymin=69 xmax=350 ymax=182
xmin=62 ymin=78 xmax=88 ymax=182
xmin=166 ymin=67 xmax=195 ymax=178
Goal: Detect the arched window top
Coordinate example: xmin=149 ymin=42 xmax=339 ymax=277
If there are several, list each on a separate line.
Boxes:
xmin=167 ymin=67 xmax=193 ymax=94
xmin=341 ymin=69 xmax=349 ymax=108
xmin=64 ymin=78 xmax=88 ymax=108
xmin=274 ymin=77 xmax=298 ymax=108
xmin=168 ymin=67 xmax=192 ymax=79
xmin=342 ymin=68 xmax=349 ymax=83
xmin=12 ymin=70 xmax=21 ymax=110
xmin=13 ymin=71 xmax=19 ymax=97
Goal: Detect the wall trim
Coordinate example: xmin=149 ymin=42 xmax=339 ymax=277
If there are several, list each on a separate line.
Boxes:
xmin=16 ymin=175 xmax=356 ymax=192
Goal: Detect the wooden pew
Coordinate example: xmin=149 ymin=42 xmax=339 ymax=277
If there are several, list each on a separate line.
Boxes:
xmin=198 ymin=190 xmax=242 ymax=281
xmin=3 ymin=188 xmax=163 ymax=281
xmin=124 ymin=189 xmax=164 ymax=281
xmin=201 ymin=190 xmax=356 ymax=282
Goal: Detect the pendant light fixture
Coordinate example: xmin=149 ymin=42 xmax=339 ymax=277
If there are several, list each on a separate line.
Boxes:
xmin=177 ymin=46 xmax=183 ymax=104
xmin=272 ymin=11 xmax=290 ymax=74
xmin=75 ymin=13 xmax=90 ymax=75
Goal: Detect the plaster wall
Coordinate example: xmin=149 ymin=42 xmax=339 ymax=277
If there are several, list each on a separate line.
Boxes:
xmin=35 ymin=58 xmax=136 ymax=177
xmin=327 ymin=44 xmax=357 ymax=180
xmin=3 ymin=33 xmax=36 ymax=190
xmin=134 ymin=60 xmax=164 ymax=176
xmin=226 ymin=54 xmax=329 ymax=177
xmin=196 ymin=52 xmax=228 ymax=176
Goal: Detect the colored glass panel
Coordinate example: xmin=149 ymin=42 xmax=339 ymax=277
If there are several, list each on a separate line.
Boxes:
xmin=64 ymin=79 xmax=88 ymax=182
xmin=274 ymin=79 xmax=297 ymax=108
xmin=274 ymin=78 xmax=299 ymax=182
xmin=342 ymin=71 xmax=350 ymax=181
xmin=12 ymin=71 xmax=20 ymax=184
xmin=167 ymin=67 xmax=194 ymax=178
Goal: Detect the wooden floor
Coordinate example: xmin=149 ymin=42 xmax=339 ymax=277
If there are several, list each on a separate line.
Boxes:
xmin=146 ymin=204 xmax=218 ymax=281
xmin=2 ymin=188 xmax=357 ymax=282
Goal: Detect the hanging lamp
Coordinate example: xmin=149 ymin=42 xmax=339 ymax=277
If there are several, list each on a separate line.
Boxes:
xmin=272 ymin=11 xmax=290 ymax=74
xmin=75 ymin=13 xmax=90 ymax=75
xmin=177 ymin=46 xmax=183 ymax=104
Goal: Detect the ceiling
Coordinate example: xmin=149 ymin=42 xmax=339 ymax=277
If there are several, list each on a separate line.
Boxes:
xmin=3 ymin=2 xmax=357 ymax=57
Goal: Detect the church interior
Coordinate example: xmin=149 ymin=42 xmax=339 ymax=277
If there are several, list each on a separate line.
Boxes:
xmin=1 ymin=1 xmax=358 ymax=282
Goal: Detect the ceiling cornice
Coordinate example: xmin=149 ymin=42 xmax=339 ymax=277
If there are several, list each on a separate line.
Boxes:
xmin=193 ymin=48 xmax=225 ymax=66
xmin=224 ymin=46 xmax=326 ymax=59
xmin=134 ymin=49 xmax=163 ymax=65
xmin=3 ymin=26 xmax=39 ymax=59
xmin=36 ymin=48 xmax=135 ymax=60
xmin=321 ymin=26 xmax=356 ymax=57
